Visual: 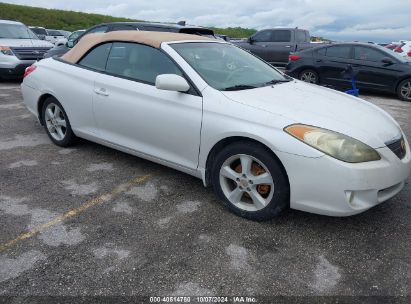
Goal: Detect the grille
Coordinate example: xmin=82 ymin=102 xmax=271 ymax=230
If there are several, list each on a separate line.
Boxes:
xmin=386 ymin=137 xmax=406 ymax=160
xmin=10 ymin=47 xmax=51 ymax=60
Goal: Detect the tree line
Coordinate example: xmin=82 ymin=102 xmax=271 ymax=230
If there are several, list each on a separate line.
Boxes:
xmin=0 ymin=2 xmax=257 ymax=38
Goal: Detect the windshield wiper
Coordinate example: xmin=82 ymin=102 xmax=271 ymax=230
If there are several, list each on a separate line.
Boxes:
xmin=222 ymin=84 xmax=258 ymax=91
xmin=263 ymin=79 xmax=292 ymax=86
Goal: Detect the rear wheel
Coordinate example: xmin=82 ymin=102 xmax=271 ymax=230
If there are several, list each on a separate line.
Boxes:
xmin=211 ymin=142 xmax=289 ymax=221
xmin=299 ymin=69 xmax=319 ymax=84
xmin=41 ymin=97 xmax=76 ymax=147
xmin=397 ymin=78 xmax=411 ymax=102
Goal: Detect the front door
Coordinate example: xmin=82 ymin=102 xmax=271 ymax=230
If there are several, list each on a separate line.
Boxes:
xmin=317 ymin=45 xmax=354 ymax=88
xmin=247 ymin=30 xmax=273 ymax=62
xmin=92 ymin=42 xmax=203 ymax=171
xmin=352 ymin=45 xmax=400 ymax=92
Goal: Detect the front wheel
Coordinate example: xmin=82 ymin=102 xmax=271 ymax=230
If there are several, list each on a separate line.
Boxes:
xmin=397 ymin=78 xmax=411 ymax=102
xmin=211 ymin=142 xmax=289 ymax=221
xmin=299 ymin=69 xmax=319 ymax=84
xmin=42 ymin=97 xmax=76 ymax=147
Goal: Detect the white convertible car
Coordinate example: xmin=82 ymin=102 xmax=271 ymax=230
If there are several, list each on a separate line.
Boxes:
xmin=21 ymin=31 xmax=411 ymax=220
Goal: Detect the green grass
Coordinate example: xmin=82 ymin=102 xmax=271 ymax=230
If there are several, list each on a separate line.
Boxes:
xmin=0 ymin=2 xmax=257 ymax=38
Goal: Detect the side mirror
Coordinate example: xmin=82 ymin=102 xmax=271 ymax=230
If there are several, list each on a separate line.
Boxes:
xmin=381 ymin=57 xmax=394 ymax=65
xmin=66 ymin=41 xmax=74 ymax=48
xmin=155 ymin=74 xmax=190 ymax=92
xmin=247 ymin=37 xmax=254 ymax=44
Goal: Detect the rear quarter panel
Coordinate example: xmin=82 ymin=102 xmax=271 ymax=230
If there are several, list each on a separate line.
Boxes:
xmin=25 ymin=58 xmax=98 ymax=136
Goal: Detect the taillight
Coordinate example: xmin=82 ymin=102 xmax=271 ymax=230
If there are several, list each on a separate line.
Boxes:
xmin=289 ymin=54 xmax=301 ymax=61
xmin=394 ymin=46 xmax=403 ymax=53
xmin=407 ymin=51 xmax=411 ymax=57
xmin=24 ymin=65 xmax=37 ymax=78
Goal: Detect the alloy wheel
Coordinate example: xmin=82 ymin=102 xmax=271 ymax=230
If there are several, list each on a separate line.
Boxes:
xmin=219 ymin=154 xmax=274 ymax=212
xmin=300 ymin=71 xmax=317 ymax=84
xmin=44 ymin=103 xmax=67 ymax=141
xmin=400 ymin=81 xmax=411 ymax=100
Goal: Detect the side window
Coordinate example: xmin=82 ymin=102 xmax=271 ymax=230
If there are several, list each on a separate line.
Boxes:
xmin=78 ymin=43 xmax=112 ymax=71
xmin=325 ymin=46 xmax=352 ymax=59
xmin=105 ymin=42 xmax=183 ymax=84
xmin=109 ymin=25 xmax=138 ymax=32
xmin=142 ymin=26 xmax=173 ymax=32
xmin=296 ymin=30 xmax=306 ymax=42
xmin=87 ymin=25 xmax=109 ymax=34
xmin=47 ymin=30 xmax=62 ymax=36
xmin=252 ymin=31 xmax=271 ymax=42
xmin=271 ymin=30 xmax=291 ymax=42
xmin=354 ymin=46 xmax=385 ymax=62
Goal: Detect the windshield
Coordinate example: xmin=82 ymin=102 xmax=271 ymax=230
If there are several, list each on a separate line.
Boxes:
xmin=171 ymin=42 xmax=289 ymax=90
xmin=0 ymin=23 xmax=38 ymax=39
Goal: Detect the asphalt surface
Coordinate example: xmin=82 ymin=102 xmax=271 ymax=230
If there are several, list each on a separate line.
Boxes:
xmin=0 ymin=81 xmax=410 ymax=300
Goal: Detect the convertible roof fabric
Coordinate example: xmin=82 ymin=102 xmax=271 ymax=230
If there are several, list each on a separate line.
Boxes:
xmin=62 ymin=31 xmax=213 ymax=63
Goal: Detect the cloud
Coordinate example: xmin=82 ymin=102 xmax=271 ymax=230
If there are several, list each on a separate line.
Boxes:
xmin=4 ymin=0 xmax=410 ymax=42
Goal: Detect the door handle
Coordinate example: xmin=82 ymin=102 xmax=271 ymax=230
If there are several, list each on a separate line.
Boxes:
xmin=284 ymin=45 xmax=291 ymax=48
xmin=261 ymin=44 xmax=267 ymax=47
xmin=94 ymin=87 xmax=109 ymax=96
xmin=316 ymin=59 xmax=322 ymax=62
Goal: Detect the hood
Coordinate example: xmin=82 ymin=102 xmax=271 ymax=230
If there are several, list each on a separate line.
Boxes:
xmin=0 ymin=38 xmax=53 ymax=48
xmin=222 ymin=80 xmax=401 ymax=148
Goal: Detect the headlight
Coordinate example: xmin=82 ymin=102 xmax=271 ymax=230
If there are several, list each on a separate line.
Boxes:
xmin=0 ymin=46 xmax=14 ymax=56
xmin=285 ymin=124 xmax=381 ymax=163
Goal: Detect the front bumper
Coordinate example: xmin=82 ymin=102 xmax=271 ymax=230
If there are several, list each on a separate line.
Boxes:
xmin=276 ymin=137 xmax=411 ymax=216
xmin=0 ymin=55 xmax=37 ymax=79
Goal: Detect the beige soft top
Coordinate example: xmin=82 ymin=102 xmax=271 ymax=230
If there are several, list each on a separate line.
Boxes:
xmin=62 ymin=31 xmax=213 ymax=63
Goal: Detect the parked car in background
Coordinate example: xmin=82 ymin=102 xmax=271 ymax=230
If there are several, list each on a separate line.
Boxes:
xmin=59 ymin=30 xmax=71 ymax=38
xmin=394 ymin=41 xmax=411 ymax=58
xmin=44 ymin=29 xmax=85 ymax=58
xmin=0 ymin=19 xmax=53 ymax=79
xmin=45 ymin=29 xmax=65 ymax=45
xmin=55 ymin=30 xmax=72 ymax=46
xmin=385 ymin=43 xmax=400 ymax=51
xmin=54 ymin=30 xmax=72 ymax=46
xmin=285 ymin=42 xmax=411 ymax=101
xmin=233 ymin=28 xmax=321 ymax=66
xmin=21 ymin=31 xmax=410 ymax=220
xmin=43 ymin=21 xmax=216 ymax=58
xmin=29 ymin=26 xmax=47 ymax=40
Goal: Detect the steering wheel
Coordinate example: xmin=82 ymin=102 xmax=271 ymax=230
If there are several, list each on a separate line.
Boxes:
xmin=225 ymin=66 xmax=253 ymax=83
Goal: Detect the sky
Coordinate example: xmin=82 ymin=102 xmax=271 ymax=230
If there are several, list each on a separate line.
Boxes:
xmin=4 ymin=0 xmax=410 ymax=42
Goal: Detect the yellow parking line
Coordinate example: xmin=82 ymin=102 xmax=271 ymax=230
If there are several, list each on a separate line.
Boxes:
xmin=0 ymin=173 xmax=153 ymax=252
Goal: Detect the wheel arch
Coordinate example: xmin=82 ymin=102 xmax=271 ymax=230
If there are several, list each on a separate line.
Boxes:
xmin=395 ymin=76 xmax=411 ymax=93
xmin=204 ymin=136 xmax=290 ymax=188
xmin=37 ymin=93 xmax=55 ymax=124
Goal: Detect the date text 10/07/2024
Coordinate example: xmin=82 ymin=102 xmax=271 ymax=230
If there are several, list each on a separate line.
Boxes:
xmin=149 ymin=296 xmax=257 ymax=303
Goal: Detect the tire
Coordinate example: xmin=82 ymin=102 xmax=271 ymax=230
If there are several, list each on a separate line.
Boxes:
xmin=41 ymin=96 xmax=76 ymax=147
xmin=397 ymin=78 xmax=411 ymax=102
xmin=299 ymin=69 xmax=319 ymax=84
xmin=211 ymin=141 xmax=289 ymax=221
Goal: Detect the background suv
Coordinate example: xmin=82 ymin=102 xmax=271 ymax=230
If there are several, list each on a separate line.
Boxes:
xmin=43 ymin=21 xmax=215 ymax=58
xmin=0 ymin=19 xmax=53 ymax=79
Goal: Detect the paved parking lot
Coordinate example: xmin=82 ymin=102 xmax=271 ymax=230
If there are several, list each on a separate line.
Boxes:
xmin=0 ymin=81 xmax=410 ymax=299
